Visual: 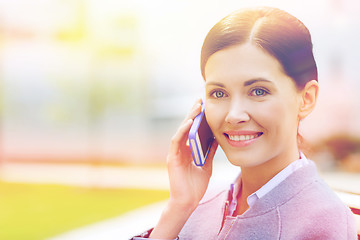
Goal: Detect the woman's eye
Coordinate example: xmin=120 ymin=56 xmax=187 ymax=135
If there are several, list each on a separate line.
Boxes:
xmin=212 ymin=90 xmax=225 ymax=98
xmin=251 ymin=88 xmax=268 ymax=97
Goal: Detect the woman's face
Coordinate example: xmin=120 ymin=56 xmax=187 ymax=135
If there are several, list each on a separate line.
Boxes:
xmin=204 ymin=43 xmax=302 ymax=168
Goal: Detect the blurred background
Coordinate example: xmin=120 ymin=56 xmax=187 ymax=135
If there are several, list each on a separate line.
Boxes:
xmin=1 ymin=0 xmax=360 ymax=166
xmin=0 ymin=0 xmax=359 ymax=239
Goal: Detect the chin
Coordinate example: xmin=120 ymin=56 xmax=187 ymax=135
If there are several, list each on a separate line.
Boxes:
xmin=225 ymin=151 xmax=267 ymax=168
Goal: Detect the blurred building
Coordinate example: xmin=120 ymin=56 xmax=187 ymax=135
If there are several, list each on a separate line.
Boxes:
xmin=0 ymin=0 xmax=359 ymax=165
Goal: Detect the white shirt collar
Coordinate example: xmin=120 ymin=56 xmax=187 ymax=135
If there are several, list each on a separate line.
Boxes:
xmin=247 ymin=152 xmax=310 ymax=207
xmin=228 ymin=152 xmax=311 ymax=216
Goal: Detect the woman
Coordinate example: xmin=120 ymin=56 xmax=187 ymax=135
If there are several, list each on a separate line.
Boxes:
xmin=133 ymin=6 xmax=357 ymax=239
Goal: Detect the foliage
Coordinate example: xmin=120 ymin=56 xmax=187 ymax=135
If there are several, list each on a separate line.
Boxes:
xmin=0 ymin=181 xmax=169 ymax=240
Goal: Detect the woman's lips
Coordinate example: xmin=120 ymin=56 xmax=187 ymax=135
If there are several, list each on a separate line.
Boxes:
xmin=224 ymin=131 xmax=263 ymax=147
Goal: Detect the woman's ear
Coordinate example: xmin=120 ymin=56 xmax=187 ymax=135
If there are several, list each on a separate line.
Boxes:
xmin=298 ymin=80 xmax=319 ymax=119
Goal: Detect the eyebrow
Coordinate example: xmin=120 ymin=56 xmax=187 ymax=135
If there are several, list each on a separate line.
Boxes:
xmin=206 ymin=78 xmax=273 ymax=87
xmin=205 ymin=82 xmax=225 ymax=87
xmin=243 ymin=78 xmax=272 ymax=86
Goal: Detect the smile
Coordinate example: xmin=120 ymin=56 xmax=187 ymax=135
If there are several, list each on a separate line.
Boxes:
xmin=224 ymin=131 xmax=263 ymax=147
xmin=228 ymin=133 xmax=262 ymax=141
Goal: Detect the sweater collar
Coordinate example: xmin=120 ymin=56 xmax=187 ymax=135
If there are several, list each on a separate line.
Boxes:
xmin=240 ymin=160 xmax=319 ymax=218
xmin=228 ymin=153 xmax=312 ymax=216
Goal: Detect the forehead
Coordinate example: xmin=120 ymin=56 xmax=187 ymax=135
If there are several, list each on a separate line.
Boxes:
xmin=204 ymin=43 xmax=293 ymax=87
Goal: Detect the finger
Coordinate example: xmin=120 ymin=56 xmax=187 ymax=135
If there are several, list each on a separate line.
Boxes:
xmin=182 ymin=99 xmax=202 ymax=124
xmin=194 ymin=97 xmax=203 ymax=105
xmin=169 ymin=118 xmax=193 ymax=155
xmin=168 ymin=98 xmax=202 ymax=156
xmin=185 ymin=105 xmax=202 ymax=128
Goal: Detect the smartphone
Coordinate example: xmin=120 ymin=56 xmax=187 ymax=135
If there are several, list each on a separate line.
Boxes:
xmin=188 ymin=103 xmax=214 ymax=166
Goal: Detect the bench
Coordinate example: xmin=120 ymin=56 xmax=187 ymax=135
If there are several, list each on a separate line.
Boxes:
xmin=335 ymin=191 xmax=360 ymax=239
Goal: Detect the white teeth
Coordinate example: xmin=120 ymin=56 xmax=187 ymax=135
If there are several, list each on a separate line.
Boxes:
xmin=228 ymin=134 xmax=258 ymax=141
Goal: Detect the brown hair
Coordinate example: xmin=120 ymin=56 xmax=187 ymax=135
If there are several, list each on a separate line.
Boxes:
xmin=200 ymin=7 xmax=318 ymax=89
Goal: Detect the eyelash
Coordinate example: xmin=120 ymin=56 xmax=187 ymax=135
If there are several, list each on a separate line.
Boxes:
xmin=208 ymin=87 xmax=270 ymax=99
xmin=209 ymin=89 xmax=227 ymax=99
xmin=249 ymin=87 xmax=270 ymax=97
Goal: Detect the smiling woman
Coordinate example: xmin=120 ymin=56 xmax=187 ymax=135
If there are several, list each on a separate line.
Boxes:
xmin=132 ymin=6 xmax=357 ymax=240
xmin=204 ymin=43 xmax=306 ymax=171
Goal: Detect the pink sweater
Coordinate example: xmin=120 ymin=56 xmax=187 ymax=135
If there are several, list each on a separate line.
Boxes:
xmin=178 ymin=161 xmax=357 ymax=239
xmin=132 ymin=161 xmax=357 ymax=239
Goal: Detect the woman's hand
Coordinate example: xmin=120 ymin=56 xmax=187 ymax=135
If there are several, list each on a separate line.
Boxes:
xmin=150 ymin=98 xmax=218 ymax=239
xmin=167 ymin=99 xmax=218 ymax=210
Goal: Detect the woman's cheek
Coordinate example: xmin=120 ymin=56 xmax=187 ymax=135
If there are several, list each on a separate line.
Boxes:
xmin=259 ymin=100 xmax=292 ymax=135
xmin=259 ymin=98 xmax=284 ymax=118
xmin=205 ymin=102 xmax=224 ymax=132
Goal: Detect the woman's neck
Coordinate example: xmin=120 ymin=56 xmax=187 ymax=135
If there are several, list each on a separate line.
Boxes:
xmin=239 ymin=149 xmax=300 ymax=203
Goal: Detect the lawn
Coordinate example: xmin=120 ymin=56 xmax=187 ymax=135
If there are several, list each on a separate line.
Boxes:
xmin=0 ymin=181 xmax=169 ymax=240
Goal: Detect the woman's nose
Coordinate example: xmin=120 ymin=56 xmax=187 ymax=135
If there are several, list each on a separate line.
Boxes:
xmin=225 ymin=101 xmax=250 ymax=124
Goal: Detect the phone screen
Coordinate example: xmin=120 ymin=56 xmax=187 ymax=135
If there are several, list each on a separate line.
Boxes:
xmin=197 ymin=113 xmax=214 ymax=158
xmin=189 ymin=104 xmax=214 ymax=166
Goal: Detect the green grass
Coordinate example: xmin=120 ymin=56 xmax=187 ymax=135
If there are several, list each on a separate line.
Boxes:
xmin=0 ymin=181 xmax=169 ymax=240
